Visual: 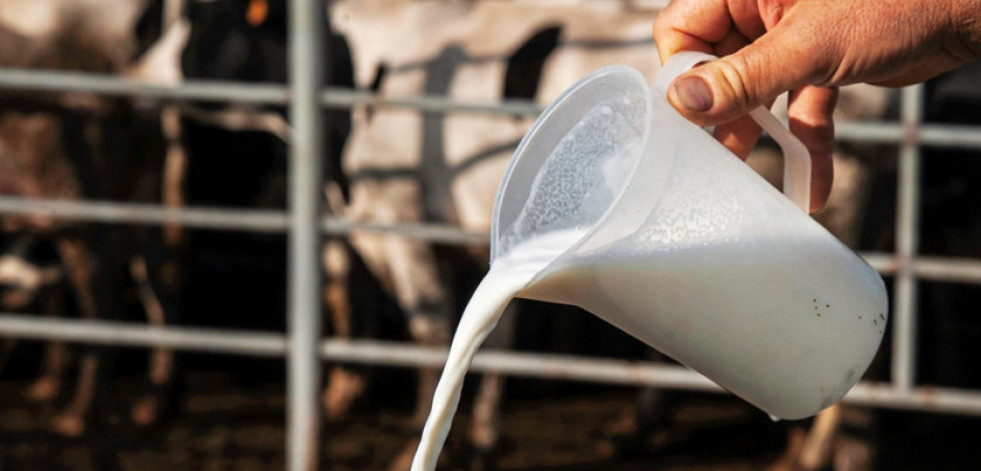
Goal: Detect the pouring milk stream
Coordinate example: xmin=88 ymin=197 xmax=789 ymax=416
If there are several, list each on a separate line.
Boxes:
xmin=411 ymin=52 xmax=888 ymax=471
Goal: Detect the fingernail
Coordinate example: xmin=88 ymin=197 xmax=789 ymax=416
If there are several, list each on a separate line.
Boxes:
xmin=672 ymin=75 xmax=713 ymax=112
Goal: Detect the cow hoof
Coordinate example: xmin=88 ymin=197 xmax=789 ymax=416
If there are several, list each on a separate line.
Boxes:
xmin=131 ymin=396 xmax=161 ymax=427
xmin=323 ymin=368 xmax=367 ymax=420
xmin=24 ymin=377 xmax=60 ymax=403
xmin=51 ymin=412 xmax=85 ymax=437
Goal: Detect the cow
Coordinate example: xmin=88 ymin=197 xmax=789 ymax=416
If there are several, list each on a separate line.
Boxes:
xmin=172 ymin=0 xmax=370 ymax=422
xmin=0 ymin=0 xmax=184 ymax=436
xmin=330 ymin=1 xmax=902 ymax=470
xmin=328 ymin=1 xmax=671 ymax=468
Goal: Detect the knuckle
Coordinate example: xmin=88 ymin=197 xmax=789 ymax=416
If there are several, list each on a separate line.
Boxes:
xmin=652 ymin=12 xmax=673 ymax=43
xmin=710 ymin=58 xmax=756 ymax=111
xmin=790 ymin=117 xmax=835 ymax=154
xmin=793 ymin=108 xmax=833 ymax=129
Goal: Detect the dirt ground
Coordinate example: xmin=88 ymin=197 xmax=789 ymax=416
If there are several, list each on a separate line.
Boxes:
xmin=5 ymin=353 xmax=981 ymax=471
xmin=0 ymin=362 xmax=791 ymax=471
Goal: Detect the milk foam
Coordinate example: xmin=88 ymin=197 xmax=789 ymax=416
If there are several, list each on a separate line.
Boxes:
xmin=410 ymin=229 xmax=583 ymax=471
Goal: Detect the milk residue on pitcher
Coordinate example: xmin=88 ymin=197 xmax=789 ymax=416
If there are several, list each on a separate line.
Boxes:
xmin=410 ymin=229 xmax=582 ymax=471
xmin=495 ymin=95 xmax=645 ymax=256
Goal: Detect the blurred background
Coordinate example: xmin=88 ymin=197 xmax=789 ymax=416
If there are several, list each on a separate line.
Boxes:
xmin=1 ymin=0 xmax=980 ymax=470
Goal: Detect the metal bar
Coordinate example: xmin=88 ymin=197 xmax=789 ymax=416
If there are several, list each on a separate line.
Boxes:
xmin=0 ymin=67 xmax=542 ymax=116
xmin=325 ymin=341 xmax=981 ymax=417
xmin=3 ymin=68 xmax=981 ymax=149
xmin=892 ymin=85 xmax=923 ymax=391
xmin=833 ymin=122 xmax=903 ymax=143
xmin=320 ymin=86 xmax=542 ymax=116
xmin=861 ymin=252 xmax=896 ymax=275
xmin=321 ymin=338 xmax=722 ymax=392
xmin=0 ymin=313 xmax=286 ymax=356
xmin=3 ymin=313 xmax=981 ymax=416
xmin=844 ymin=383 xmax=981 ymax=416
xmin=320 ymin=217 xmax=487 ymax=244
xmin=6 ymin=196 xmax=981 ymax=278
xmin=0 ymin=68 xmax=289 ymax=104
xmin=287 ymin=1 xmax=324 ymax=470
xmin=918 ymin=125 xmax=981 ymax=149
xmin=834 ymin=122 xmax=981 ymax=149
xmin=912 ymin=257 xmax=981 ymax=284
xmin=0 ymin=196 xmax=487 ymax=243
xmin=0 ymin=196 xmax=289 ymax=232
xmin=859 ymin=253 xmax=981 ymax=284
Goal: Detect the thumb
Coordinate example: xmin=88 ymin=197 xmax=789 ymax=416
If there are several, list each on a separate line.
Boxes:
xmin=666 ymin=31 xmax=821 ymax=126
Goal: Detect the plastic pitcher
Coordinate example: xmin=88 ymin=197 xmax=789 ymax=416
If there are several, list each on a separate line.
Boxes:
xmin=491 ymin=51 xmax=888 ymax=420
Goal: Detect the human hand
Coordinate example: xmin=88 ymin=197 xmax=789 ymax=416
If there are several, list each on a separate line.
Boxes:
xmin=653 ymin=0 xmax=981 ymax=212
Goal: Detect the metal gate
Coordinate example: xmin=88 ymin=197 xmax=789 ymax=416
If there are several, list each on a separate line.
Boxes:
xmin=1 ymin=1 xmax=981 ymax=470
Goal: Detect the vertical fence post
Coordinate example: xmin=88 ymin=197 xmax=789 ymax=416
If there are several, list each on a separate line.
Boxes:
xmin=288 ymin=0 xmax=324 ymax=470
xmin=893 ymin=84 xmax=923 ymax=391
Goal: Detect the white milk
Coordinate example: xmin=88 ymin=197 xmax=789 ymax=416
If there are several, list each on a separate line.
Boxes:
xmin=412 ymin=229 xmax=886 ymax=470
xmin=525 ymin=235 xmax=886 ymax=418
xmin=410 ymin=229 xmax=582 ymax=471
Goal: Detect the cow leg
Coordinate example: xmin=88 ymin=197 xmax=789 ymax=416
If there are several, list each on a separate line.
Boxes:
xmin=25 ymin=292 xmax=68 ymax=403
xmin=128 ymin=255 xmax=176 ymax=427
xmin=374 ymin=236 xmax=452 ymax=471
xmin=25 ymin=341 xmax=67 ymax=403
xmin=321 ymin=239 xmax=367 ymax=420
xmin=831 ymin=407 xmax=876 ymax=471
xmin=404 ymin=311 xmax=452 ymax=425
xmin=367 ymin=234 xmax=453 ymax=427
xmin=122 ymin=105 xmax=186 ymax=428
xmin=467 ymin=302 xmax=517 ymax=471
xmin=770 ymin=405 xmax=871 ymax=471
xmin=408 ymin=310 xmax=452 ymax=427
xmin=51 ymin=236 xmax=119 ymax=437
xmin=797 ymin=404 xmax=842 ymax=470
xmin=52 ymin=351 xmax=97 ymax=437
xmin=161 ymin=106 xmax=187 ymax=249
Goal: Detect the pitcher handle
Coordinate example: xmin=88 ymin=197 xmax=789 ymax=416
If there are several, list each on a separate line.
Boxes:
xmin=654 ymin=51 xmax=812 ymax=212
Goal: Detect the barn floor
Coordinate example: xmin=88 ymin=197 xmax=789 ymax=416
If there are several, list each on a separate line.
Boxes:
xmin=5 ymin=355 xmax=981 ymax=471
xmin=0 ymin=364 xmax=790 ymax=471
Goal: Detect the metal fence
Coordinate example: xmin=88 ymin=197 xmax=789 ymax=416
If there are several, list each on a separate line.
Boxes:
xmin=1 ymin=1 xmax=981 ymax=470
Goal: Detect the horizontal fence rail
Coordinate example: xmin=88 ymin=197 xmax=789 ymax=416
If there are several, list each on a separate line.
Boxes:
xmin=0 ymin=196 xmax=488 ymax=244
xmin=4 ymin=197 xmax=981 ymax=283
xmin=2 ymin=313 xmax=981 ymax=417
xmin=0 ymin=68 xmax=980 ymax=148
